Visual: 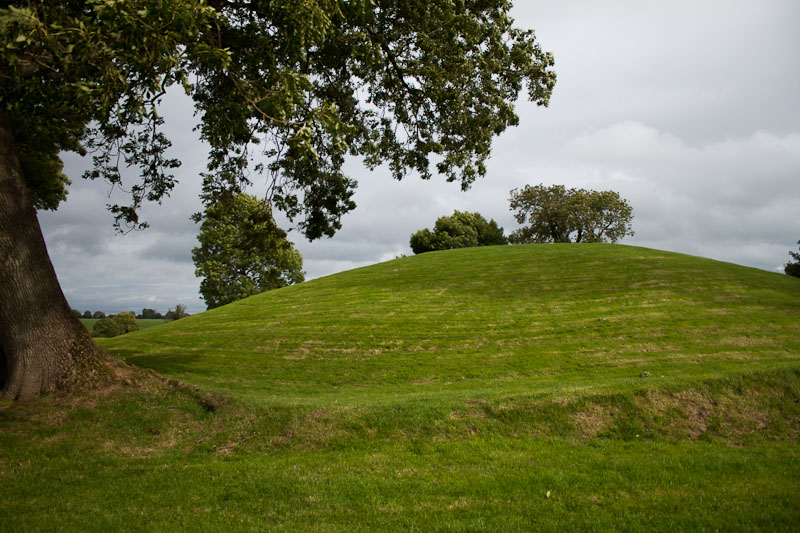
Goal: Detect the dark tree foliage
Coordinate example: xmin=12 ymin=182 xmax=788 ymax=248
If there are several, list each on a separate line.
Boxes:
xmin=509 ymin=184 xmax=634 ymax=244
xmin=0 ymin=0 xmax=554 ymax=399
xmin=410 ymin=211 xmax=507 ymax=254
xmin=785 ymin=241 xmax=800 ymax=278
xmin=92 ymin=311 xmax=106 ymax=319
xmin=193 ymin=193 xmax=305 ymax=309
xmin=137 ymin=308 xmax=163 ymax=320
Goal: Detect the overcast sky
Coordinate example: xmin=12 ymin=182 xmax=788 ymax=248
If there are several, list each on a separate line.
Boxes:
xmin=39 ymin=0 xmax=800 ymax=315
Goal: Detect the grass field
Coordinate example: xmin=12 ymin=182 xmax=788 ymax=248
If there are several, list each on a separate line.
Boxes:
xmin=2 ymin=244 xmax=799 ymax=531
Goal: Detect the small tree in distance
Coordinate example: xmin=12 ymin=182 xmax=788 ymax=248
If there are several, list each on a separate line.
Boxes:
xmin=92 ymin=312 xmax=139 ymax=338
xmin=138 ymin=308 xmax=163 ymax=320
xmin=410 ymin=211 xmax=507 ymax=254
xmin=509 ymin=184 xmax=634 ymax=244
xmin=164 ymin=305 xmax=189 ymax=321
xmin=785 ymin=241 xmax=800 ymax=278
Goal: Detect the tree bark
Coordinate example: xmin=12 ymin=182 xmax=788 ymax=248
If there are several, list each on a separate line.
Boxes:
xmin=0 ymin=109 xmax=106 ymax=401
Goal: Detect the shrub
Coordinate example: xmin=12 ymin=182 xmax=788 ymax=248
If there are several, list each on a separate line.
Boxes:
xmin=93 ymin=318 xmax=124 ymax=338
xmin=92 ymin=312 xmax=139 ymax=338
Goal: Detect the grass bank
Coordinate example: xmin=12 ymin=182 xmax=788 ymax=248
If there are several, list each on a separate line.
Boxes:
xmin=2 ymin=244 xmax=798 ymax=531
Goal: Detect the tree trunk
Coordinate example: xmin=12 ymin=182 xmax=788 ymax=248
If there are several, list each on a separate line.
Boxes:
xmin=0 ymin=109 xmax=106 ymax=401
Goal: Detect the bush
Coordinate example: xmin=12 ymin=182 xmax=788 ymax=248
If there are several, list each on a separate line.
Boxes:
xmin=112 ymin=312 xmax=139 ymax=334
xmin=92 ymin=312 xmax=139 ymax=338
xmin=93 ymin=318 xmax=123 ymax=338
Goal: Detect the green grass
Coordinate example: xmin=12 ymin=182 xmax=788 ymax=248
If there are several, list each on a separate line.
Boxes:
xmin=100 ymin=244 xmax=800 ymax=407
xmin=2 ymin=244 xmax=799 ymax=531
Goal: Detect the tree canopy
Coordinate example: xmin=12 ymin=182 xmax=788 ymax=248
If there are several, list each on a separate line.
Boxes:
xmin=508 ymin=184 xmax=634 ymax=244
xmin=192 ymin=193 xmax=305 ymax=309
xmin=410 ymin=210 xmax=507 ymax=254
xmin=0 ymin=0 xmax=555 ymax=400
xmin=2 ymin=0 xmax=555 ymax=236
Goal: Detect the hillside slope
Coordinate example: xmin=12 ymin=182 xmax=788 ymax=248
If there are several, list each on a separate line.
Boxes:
xmin=100 ymin=244 xmax=800 ymax=406
xmin=4 ymin=244 xmax=799 ymax=531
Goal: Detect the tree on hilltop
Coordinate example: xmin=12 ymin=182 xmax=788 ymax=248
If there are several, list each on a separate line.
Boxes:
xmin=508 ymin=184 xmax=634 ymax=244
xmin=0 ymin=0 xmax=555 ymax=400
xmin=193 ymin=193 xmax=305 ymax=309
xmin=410 ymin=211 xmax=507 ymax=254
xmin=785 ymin=241 xmax=800 ymax=278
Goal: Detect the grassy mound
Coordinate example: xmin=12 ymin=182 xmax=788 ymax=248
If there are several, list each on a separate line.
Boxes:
xmin=102 ymin=244 xmax=799 ymax=406
xmin=2 ymin=244 xmax=798 ymax=531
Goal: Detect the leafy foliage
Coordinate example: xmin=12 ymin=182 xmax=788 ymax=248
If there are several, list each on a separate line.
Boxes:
xmin=0 ymin=0 xmax=555 ymax=237
xmin=193 ymin=194 xmax=305 ymax=309
xmin=785 ymin=241 xmax=800 ymax=278
xmin=92 ymin=318 xmax=122 ymax=338
xmin=112 ymin=312 xmax=139 ymax=334
xmin=509 ymin=184 xmax=634 ymax=244
xmin=410 ymin=211 xmax=507 ymax=254
xmin=92 ymin=312 xmax=139 ymax=338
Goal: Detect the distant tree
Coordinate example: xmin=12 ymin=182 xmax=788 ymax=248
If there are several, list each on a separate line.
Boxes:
xmin=164 ymin=304 xmax=189 ymax=321
xmin=785 ymin=241 xmax=800 ymax=278
xmin=91 ymin=311 xmax=106 ymax=319
xmin=70 ymin=309 xmax=81 ymax=319
xmin=410 ymin=211 xmax=507 ymax=254
xmin=81 ymin=311 xmax=91 ymax=319
xmin=112 ymin=312 xmax=139 ymax=334
xmin=93 ymin=312 xmax=139 ymax=338
xmin=193 ymin=194 xmax=305 ymax=309
xmin=509 ymin=184 xmax=634 ymax=244
xmin=92 ymin=318 xmax=123 ymax=338
xmin=138 ymin=308 xmax=162 ymax=320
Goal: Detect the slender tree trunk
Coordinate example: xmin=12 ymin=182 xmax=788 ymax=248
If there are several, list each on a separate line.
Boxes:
xmin=0 ymin=109 xmax=106 ymax=401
